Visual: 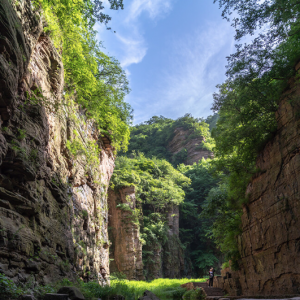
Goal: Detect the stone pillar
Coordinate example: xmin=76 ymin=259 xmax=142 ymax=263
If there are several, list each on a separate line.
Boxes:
xmin=108 ymin=187 xmax=144 ymax=280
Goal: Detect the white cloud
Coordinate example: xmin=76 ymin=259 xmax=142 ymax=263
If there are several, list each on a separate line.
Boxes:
xmin=103 ymin=0 xmax=173 ymax=71
xmin=130 ymin=22 xmax=235 ymax=124
xmin=116 ymin=34 xmax=147 ymax=68
xmin=126 ymin=0 xmax=172 ymax=22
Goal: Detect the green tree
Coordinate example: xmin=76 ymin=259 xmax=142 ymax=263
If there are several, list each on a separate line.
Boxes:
xmin=178 ymin=159 xmax=220 ymax=276
xmin=208 ymin=0 xmax=300 ymax=263
xmin=124 ymin=114 xmax=214 ymax=164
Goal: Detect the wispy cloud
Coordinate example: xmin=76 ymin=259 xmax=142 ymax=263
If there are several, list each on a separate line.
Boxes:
xmin=130 ymin=22 xmax=235 ymax=124
xmin=106 ymin=0 xmax=173 ymax=70
xmin=115 ymin=34 xmax=147 ymax=68
xmin=126 ymin=0 xmax=172 ymax=22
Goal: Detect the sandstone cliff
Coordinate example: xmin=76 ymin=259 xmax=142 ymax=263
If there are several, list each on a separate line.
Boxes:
xmin=108 ymin=186 xmax=144 ymax=280
xmin=168 ymin=127 xmax=213 ymax=165
xmin=0 ymin=0 xmax=114 ymax=285
xmin=215 ymin=64 xmax=300 ymax=296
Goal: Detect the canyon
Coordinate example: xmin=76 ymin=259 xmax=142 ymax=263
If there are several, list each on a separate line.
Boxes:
xmin=0 ymin=0 xmax=113 ymax=285
xmin=0 ymin=0 xmax=300 ymax=297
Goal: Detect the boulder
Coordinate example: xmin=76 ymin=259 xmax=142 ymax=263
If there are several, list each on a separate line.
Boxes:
xmin=57 ymin=287 xmax=85 ymax=300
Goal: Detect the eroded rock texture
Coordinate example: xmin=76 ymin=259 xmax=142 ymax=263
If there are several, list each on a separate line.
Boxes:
xmin=218 ymin=66 xmax=300 ymax=296
xmin=108 ymin=187 xmax=144 ymax=280
xmin=0 ymin=0 xmax=114 ymax=285
xmin=168 ymin=127 xmax=213 ymax=165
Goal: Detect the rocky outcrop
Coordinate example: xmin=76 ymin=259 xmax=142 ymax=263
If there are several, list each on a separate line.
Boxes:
xmin=168 ymin=127 xmax=213 ymax=165
xmin=219 ymin=65 xmax=300 ymax=296
xmin=162 ymin=205 xmax=184 ymax=278
xmin=108 ymin=187 xmax=144 ymax=280
xmin=0 ymin=0 xmax=113 ymax=285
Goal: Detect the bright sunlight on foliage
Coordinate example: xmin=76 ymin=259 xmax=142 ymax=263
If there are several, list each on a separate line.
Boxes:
xmin=33 ymin=0 xmax=132 ymax=151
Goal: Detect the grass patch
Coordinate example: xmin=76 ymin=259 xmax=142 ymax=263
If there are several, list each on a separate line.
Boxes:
xmin=57 ymin=277 xmax=207 ymax=300
xmin=109 ymin=278 xmax=206 ymax=300
xmin=0 ymin=273 xmax=206 ymax=300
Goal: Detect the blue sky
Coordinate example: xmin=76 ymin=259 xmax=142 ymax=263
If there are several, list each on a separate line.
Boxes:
xmin=97 ymin=0 xmax=236 ymax=124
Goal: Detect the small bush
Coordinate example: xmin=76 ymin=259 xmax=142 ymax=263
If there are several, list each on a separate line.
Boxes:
xmin=183 ymin=287 xmax=206 ymax=300
xmin=0 ymin=273 xmax=23 ymax=299
xmin=221 ymin=261 xmax=230 ymax=269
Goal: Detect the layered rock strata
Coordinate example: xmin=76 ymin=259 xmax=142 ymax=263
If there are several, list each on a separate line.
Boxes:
xmin=0 ymin=0 xmax=114 ymax=285
xmin=217 ymin=66 xmax=300 ymax=296
xmin=168 ymin=127 xmax=213 ymax=165
xmin=108 ymin=187 xmax=144 ymax=280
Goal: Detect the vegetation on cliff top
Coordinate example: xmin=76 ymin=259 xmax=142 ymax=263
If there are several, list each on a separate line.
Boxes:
xmin=212 ymin=0 xmax=300 ymax=204
xmin=124 ymin=114 xmax=214 ymax=166
xmin=33 ymin=0 xmax=132 ymax=151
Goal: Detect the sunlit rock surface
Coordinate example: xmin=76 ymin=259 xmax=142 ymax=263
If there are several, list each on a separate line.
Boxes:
xmin=168 ymin=127 xmax=213 ymax=165
xmin=215 ymin=67 xmax=300 ymax=296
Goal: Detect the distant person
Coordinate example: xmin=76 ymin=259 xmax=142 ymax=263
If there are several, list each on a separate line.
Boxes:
xmin=208 ymin=267 xmax=215 ymax=287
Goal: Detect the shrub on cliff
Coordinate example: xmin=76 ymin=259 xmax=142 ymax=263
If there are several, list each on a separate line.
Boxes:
xmin=32 ymin=0 xmax=132 ymax=151
xmin=0 ymin=273 xmax=23 ymax=299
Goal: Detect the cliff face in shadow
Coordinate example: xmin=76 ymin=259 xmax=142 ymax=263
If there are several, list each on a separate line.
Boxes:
xmin=215 ymin=65 xmax=300 ymax=296
xmin=0 ymin=0 xmax=114 ymax=285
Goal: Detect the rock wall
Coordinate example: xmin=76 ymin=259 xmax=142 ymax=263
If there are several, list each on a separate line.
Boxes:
xmin=168 ymin=127 xmax=213 ymax=165
xmin=216 ymin=65 xmax=300 ymax=296
xmin=108 ymin=187 xmax=144 ymax=280
xmin=142 ymin=204 xmax=184 ymax=280
xmin=0 ymin=0 xmax=114 ymax=285
xmin=108 ymin=186 xmax=184 ymax=280
xmin=162 ymin=205 xmax=184 ymax=278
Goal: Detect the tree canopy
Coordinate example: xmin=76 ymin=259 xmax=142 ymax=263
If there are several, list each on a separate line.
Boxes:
xmin=124 ymin=114 xmax=214 ymax=166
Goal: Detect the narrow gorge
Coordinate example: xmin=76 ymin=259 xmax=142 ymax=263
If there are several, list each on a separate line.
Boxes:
xmin=1 ymin=0 xmax=300 ymax=299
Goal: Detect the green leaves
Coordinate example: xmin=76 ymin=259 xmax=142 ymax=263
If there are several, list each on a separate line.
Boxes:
xmin=211 ymin=0 xmax=300 ymax=206
xmin=124 ymin=114 xmax=214 ymax=165
xmin=111 ymin=154 xmax=190 ymax=207
xmin=36 ymin=0 xmax=131 ymax=152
